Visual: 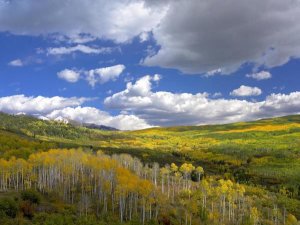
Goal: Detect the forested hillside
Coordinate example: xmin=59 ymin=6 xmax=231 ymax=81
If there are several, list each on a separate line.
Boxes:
xmin=0 ymin=112 xmax=114 ymax=140
xmin=0 ymin=149 xmax=298 ymax=225
xmin=0 ymin=112 xmax=299 ymax=224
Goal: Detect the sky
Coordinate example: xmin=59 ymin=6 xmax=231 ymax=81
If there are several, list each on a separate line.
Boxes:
xmin=0 ymin=0 xmax=300 ymax=130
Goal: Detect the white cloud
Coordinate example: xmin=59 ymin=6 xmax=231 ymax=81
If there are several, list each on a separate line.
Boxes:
xmin=46 ymin=106 xmax=151 ymax=130
xmin=114 ymin=74 xmax=160 ymax=99
xmin=2 ymin=0 xmax=300 ymax=75
xmin=47 ymin=34 xmax=97 ymax=44
xmin=153 ymin=74 xmax=161 ymax=81
xmin=8 ymin=57 xmax=43 ymax=67
xmin=47 ymin=44 xmax=113 ymax=55
xmin=85 ymin=64 xmax=126 ymax=87
xmin=246 ymin=71 xmax=272 ymax=80
xmin=142 ymin=0 xmax=300 ymax=74
xmin=205 ymin=69 xmax=222 ymax=77
xmin=0 ymin=0 xmax=166 ymax=43
xmin=57 ymin=69 xmax=80 ymax=83
xmin=8 ymin=59 xmax=23 ymax=67
xmin=139 ymin=32 xmax=150 ymax=42
xmin=3 ymin=1 xmax=300 ymax=74
xmin=0 ymin=95 xmax=88 ymax=114
xmin=230 ymin=85 xmax=262 ymax=97
xmin=105 ymin=75 xmax=300 ymax=126
xmin=0 ymin=95 xmax=151 ymax=130
xmin=57 ymin=64 xmax=125 ymax=86
xmin=1 ymin=89 xmax=300 ymax=130
xmin=66 ymin=34 xmax=97 ymax=44
xmin=212 ymin=92 xmax=222 ymax=98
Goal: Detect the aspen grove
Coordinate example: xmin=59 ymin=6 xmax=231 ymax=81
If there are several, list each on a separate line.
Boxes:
xmin=0 ymin=148 xmax=297 ymax=224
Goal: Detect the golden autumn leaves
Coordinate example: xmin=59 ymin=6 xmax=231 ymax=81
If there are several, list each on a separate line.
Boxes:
xmin=0 ymin=149 xmax=298 ymax=224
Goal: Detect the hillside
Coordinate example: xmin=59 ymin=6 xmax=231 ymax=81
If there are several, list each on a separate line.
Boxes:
xmin=1 ymin=112 xmax=300 ymax=184
xmin=0 ymin=112 xmax=119 ymax=140
xmin=0 ymin=112 xmax=300 ymax=222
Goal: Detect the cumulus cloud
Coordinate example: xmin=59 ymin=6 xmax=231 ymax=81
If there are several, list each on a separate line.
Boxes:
xmin=47 ymin=44 xmax=113 ymax=55
xmin=0 ymin=95 xmax=151 ymax=130
xmin=0 ymin=0 xmax=165 ymax=43
xmin=0 ymin=95 xmax=88 ymax=114
xmin=104 ymin=75 xmax=300 ymax=126
xmin=230 ymin=85 xmax=262 ymax=97
xmin=8 ymin=59 xmax=23 ymax=67
xmin=1 ymin=88 xmax=300 ymax=129
xmin=57 ymin=69 xmax=80 ymax=83
xmin=2 ymin=0 xmax=300 ymax=74
xmin=46 ymin=106 xmax=151 ymax=130
xmin=246 ymin=71 xmax=272 ymax=80
xmin=57 ymin=64 xmax=125 ymax=86
xmin=143 ymin=0 xmax=300 ymax=74
xmin=256 ymin=92 xmax=300 ymax=118
xmin=85 ymin=64 xmax=126 ymax=87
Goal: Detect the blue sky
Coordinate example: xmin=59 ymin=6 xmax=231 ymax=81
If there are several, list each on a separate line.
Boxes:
xmin=0 ymin=0 xmax=300 ymax=130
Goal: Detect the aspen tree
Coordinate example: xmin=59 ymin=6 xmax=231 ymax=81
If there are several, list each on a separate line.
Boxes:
xmin=250 ymin=207 xmax=260 ymax=225
xmin=195 ymin=166 xmax=204 ymax=183
xmin=170 ymin=163 xmax=178 ymax=201
xmin=179 ymin=163 xmax=195 ymax=190
xmin=152 ymin=162 xmax=160 ymax=187
xmin=138 ymin=180 xmax=153 ymax=225
xmin=160 ymin=166 xmax=169 ymax=194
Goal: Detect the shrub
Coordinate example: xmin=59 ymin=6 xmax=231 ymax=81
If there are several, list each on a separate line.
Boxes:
xmin=21 ymin=189 xmax=41 ymax=204
xmin=20 ymin=200 xmax=34 ymax=219
xmin=0 ymin=197 xmax=18 ymax=218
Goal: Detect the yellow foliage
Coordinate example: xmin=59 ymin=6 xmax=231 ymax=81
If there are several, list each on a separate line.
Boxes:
xmin=216 ymin=123 xmax=300 ymax=133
